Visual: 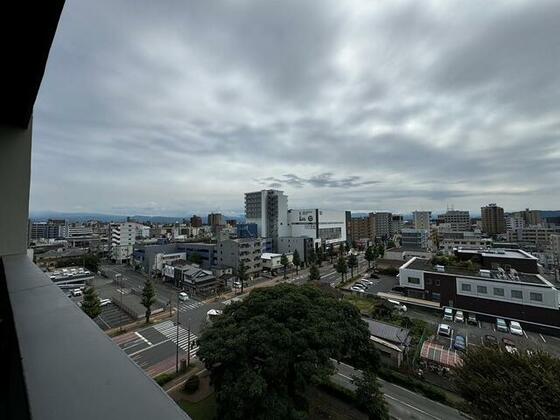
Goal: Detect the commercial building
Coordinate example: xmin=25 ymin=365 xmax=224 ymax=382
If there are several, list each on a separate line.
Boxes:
xmin=61 ymin=223 xmax=94 ymax=238
xmin=277 ymin=236 xmax=315 ymax=263
xmin=28 ymin=219 xmax=65 ymax=241
xmin=133 ymin=242 xmax=217 ymax=273
xmin=288 ymin=208 xmax=347 ymax=246
xmin=217 ymin=238 xmax=262 ymax=277
xmin=440 ymin=232 xmax=492 ymax=255
xmin=109 ymin=222 xmax=136 ymax=263
xmin=401 ymin=228 xmax=428 ymax=250
xmin=437 ymin=210 xmax=471 ymax=232
xmin=413 ymin=211 xmax=431 ymax=231
xmin=245 ymin=189 xmax=289 ymax=250
xmin=481 ymin=203 xmax=505 ymax=235
xmin=398 ymin=249 xmax=560 ymax=329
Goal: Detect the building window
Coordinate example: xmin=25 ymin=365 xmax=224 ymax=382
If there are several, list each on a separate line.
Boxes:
xmin=530 ymin=292 xmax=543 ymax=302
xmin=477 ymin=285 xmax=487 ymax=294
xmin=432 ymin=292 xmax=441 ymax=301
xmin=408 ymin=277 xmax=420 ymax=284
xmin=461 ymin=283 xmax=471 ymax=292
xmin=511 ymin=290 xmax=523 ymax=299
xmin=493 ymin=288 xmax=504 ymax=296
xmin=435 ymin=279 xmax=440 ymax=286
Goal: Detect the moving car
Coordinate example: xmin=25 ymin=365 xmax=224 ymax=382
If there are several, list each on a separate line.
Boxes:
xmin=443 ymin=307 xmax=454 ymax=321
xmin=496 ymin=318 xmax=508 ymax=333
xmin=178 ymin=292 xmax=189 ymax=301
xmin=467 ymin=313 xmax=477 ymax=325
xmin=483 ymin=334 xmax=499 ymax=348
xmin=454 ymin=335 xmax=466 ymax=351
xmin=454 ymin=310 xmax=465 ymax=323
xmin=437 ymin=323 xmax=451 ymax=337
xmin=509 ymin=321 xmax=524 ymax=336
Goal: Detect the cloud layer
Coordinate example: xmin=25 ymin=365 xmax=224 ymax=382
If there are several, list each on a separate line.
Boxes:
xmin=32 ymin=0 xmax=560 ymax=215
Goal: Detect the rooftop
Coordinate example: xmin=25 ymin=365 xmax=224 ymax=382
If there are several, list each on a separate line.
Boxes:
xmin=406 ymin=258 xmax=549 ymax=286
xmin=362 ymin=318 xmax=411 ymax=347
xmin=456 ymin=248 xmax=538 ymax=260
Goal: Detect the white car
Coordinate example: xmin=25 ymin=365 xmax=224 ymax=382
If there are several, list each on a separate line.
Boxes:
xmin=178 ymin=292 xmax=189 ymax=301
xmin=443 ymin=307 xmax=453 ymax=321
xmin=388 ymin=299 xmax=407 ymax=312
xmin=351 ymin=286 xmax=365 ymax=293
xmin=509 ymin=321 xmax=524 ymax=336
xmin=454 ymin=310 xmax=465 ymax=323
xmin=72 ymin=289 xmax=83 ymax=297
xmin=360 ymin=279 xmax=373 ymax=286
xmin=99 ymin=298 xmax=111 ymax=307
xmin=438 ymin=323 xmax=451 ymax=337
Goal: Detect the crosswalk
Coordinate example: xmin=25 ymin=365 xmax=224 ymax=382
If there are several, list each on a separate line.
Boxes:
xmin=178 ymin=300 xmax=204 ymax=312
xmin=154 ymin=320 xmax=199 ymax=358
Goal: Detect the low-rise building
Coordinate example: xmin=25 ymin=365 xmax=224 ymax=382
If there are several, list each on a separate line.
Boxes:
xmin=217 ymin=238 xmax=262 ymax=277
xmin=277 ymin=236 xmax=314 ymax=263
xmin=163 ymin=263 xmax=221 ymax=296
xmin=363 ymin=319 xmax=411 ymax=368
xmin=401 ymin=228 xmax=428 ymax=250
xmin=261 ymin=252 xmax=293 ymax=273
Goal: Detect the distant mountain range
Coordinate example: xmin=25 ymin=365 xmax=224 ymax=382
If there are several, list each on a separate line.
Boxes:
xmin=29 ymin=211 xmax=246 ymax=224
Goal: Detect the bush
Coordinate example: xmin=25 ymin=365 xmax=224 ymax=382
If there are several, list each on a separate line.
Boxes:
xmin=183 ymin=374 xmax=200 ymax=394
xmin=378 ymin=368 xmax=448 ymax=404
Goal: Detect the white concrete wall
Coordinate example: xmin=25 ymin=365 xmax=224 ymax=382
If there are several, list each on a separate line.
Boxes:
xmin=0 ymin=122 xmax=32 ymax=256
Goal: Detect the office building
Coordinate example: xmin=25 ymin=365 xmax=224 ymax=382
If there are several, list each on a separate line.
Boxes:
xmin=133 ymin=242 xmax=217 ymax=273
xmin=288 ymin=209 xmax=347 ymax=246
xmin=398 ymin=249 xmax=560 ymax=329
xmin=109 ymin=222 xmax=136 ymax=263
xmin=481 ymin=203 xmax=505 ymax=235
xmin=190 ymin=215 xmax=203 ymax=227
xmin=207 ymin=213 xmax=225 ymax=227
xmin=217 ymin=238 xmax=262 ymax=276
xmin=440 ymin=232 xmax=492 ymax=255
xmin=413 ymin=211 xmax=431 ymax=231
xmin=245 ymin=189 xmax=289 ymax=250
xmin=401 ymin=229 xmax=428 ymax=250
xmin=437 ymin=210 xmax=471 ymax=231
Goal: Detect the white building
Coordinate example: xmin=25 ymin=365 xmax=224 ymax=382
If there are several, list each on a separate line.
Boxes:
xmin=552 ymin=233 xmax=560 ymax=260
xmin=413 ymin=211 xmax=431 ymax=231
xmin=261 ymin=252 xmax=293 ymax=272
xmin=62 ymin=223 xmax=94 ymax=238
xmin=245 ymin=189 xmax=289 ymax=250
xmin=288 ymin=209 xmax=347 ymax=246
xmin=505 ymin=214 xmax=525 ymax=231
xmin=110 ymin=223 xmax=136 ymax=263
xmin=437 ymin=210 xmax=471 ymax=232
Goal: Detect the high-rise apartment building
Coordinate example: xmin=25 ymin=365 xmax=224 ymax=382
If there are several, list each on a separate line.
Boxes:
xmin=207 ymin=213 xmax=225 ymax=227
xmin=28 ymin=219 xmax=66 ymax=241
xmin=349 ymin=217 xmax=371 ymax=242
xmin=190 ymin=215 xmax=203 ymax=227
xmin=372 ymin=212 xmax=392 ymax=239
xmin=245 ymin=190 xmax=289 ymax=250
xmin=110 ymin=222 xmax=136 ymax=263
xmin=481 ymin=203 xmax=505 ymax=235
xmin=413 ymin=211 xmax=431 ymax=230
xmin=391 ymin=214 xmax=404 ymax=235
xmin=437 ymin=210 xmax=471 ymax=231
xmin=512 ymin=208 xmax=542 ymax=226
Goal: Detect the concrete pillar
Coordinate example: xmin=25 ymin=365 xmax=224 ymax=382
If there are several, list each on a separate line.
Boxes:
xmin=0 ymin=120 xmax=32 ymax=256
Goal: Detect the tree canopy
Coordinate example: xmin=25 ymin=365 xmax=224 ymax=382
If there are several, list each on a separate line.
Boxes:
xmin=364 ymin=246 xmax=375 ymax=269
xmin=335 ymin=256 xmax=348 ymax=281
xmin=292 ymin=249 xmax=301 ymax=274
xmin=348 ymin=254 xmax=358 ymax=278
xmin=197 ymin=284 xmax=380 ymax=420
xmin=141 ymin=279 xmax=156 ymax=323
xmin=81 ymin=286 xmax=101 ymax=319
xmin=308 ymin=264 xmax=320 ymax=282
xmin=454 ymin=346 xmax=560 ymax=419
xmin=280 ymin=253 xmax=289 ymax=279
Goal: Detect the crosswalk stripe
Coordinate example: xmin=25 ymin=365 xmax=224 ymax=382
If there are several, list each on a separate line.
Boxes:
xmin=154 ymin=321 xmax=198 ymax=356
xmin=178 ymin=301 xmax=203 ymax=311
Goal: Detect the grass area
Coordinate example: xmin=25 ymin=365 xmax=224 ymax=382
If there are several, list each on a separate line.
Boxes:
xmin=344 ymin=294 xmax=377 ymax=313
xmin=179 ymin=394 xmax=217 ymax=420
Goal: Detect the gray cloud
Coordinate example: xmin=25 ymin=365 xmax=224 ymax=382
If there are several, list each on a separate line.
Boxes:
xmin=30 ymin=0 xmax=560 ymax=216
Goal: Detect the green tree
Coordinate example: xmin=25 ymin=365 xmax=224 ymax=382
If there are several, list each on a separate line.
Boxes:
xmin=316 ymin=247 xmax=324 ymax=266
xmin=365 ymin=246 xmax=375 ymax=270
xmin=81 ymin=286 xmax=101 ymax=319
xmin=141 ymin=279 xmax=156 ymax=323
xmin=307 ymin=248 xmax=317 ymax=267
xmin=348 ymin=254 xmax=358 ymax=278
xmin=197 ymin=284 xmax=380 ymax=420
xmin=237 ymin=260 xmax=248 ymax=293
xmin=280 ymin=253 xmax=289 ymax=279
xmin=292 ymin=250 xmax=301 ymax=275
xmin=454 ymin=346 xmax=560 ymax=419
xmin=308 ymin=264 xmax=320 ymax=282
xmin=328 ymin=246 xmax=336 ymax=263
xmin=376 ymin=244 xmax=385 ymax=258
xmin=335 ymin=256 xmax=348 ymax=282
xmin=354 ymin=370 xmax=389 ymax=420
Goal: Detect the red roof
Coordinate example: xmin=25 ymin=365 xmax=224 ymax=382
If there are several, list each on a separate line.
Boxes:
xmin=420 ymin=340 xmax=463 ymax=368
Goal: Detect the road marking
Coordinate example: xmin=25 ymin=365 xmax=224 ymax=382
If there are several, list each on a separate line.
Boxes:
xmin=523 ymin=331 xmax=528 ymax=339
xmin=135 ymin=332 xmax=152 ymax=346
xmin=384 ymin=394 xmax=442 ymax=420
xmin=154 ymin=321 xmax=199 ymax=357
xmin=540 ymin=333 xmax=547 ymax=343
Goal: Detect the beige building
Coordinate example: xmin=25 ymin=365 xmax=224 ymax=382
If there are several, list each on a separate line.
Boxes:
xmin=481 ymin=203 xmax=505 ymax=235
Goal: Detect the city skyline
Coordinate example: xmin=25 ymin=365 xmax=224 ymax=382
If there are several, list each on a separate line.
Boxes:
xmin=31 ymin=0 xmax=560 ymax=215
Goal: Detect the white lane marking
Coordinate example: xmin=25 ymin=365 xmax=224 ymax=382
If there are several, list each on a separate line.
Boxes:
xmin=134 ymin=332 xmax=152 ymax=346
xmin=523 ymin=331 xmax=528 ymax=339
xmin=384 ymin=394 xmax=442 ymax=420
xmin=540 ymin=333 xmax=547 ymax=343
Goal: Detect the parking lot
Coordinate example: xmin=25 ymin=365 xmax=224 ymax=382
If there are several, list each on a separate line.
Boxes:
xmin=94 ymin=303 xmax=134 ymax=330
xmin=346 ymin=273 xmax=399 ymax=295
xmin=407 ymin=306 xmax=560 ymax=358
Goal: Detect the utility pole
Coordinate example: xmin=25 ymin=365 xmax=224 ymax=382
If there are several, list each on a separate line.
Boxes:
xmin=187 ymin=318 xmax=191 ymax=367
xmin=175 ymin=292 xmax=180 ymax=373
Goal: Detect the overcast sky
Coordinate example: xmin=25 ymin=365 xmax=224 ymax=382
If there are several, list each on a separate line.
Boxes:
xmin=31 ymin=0 xmax=560 ymax=216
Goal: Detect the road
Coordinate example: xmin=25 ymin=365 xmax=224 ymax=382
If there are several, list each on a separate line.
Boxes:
xmin=332 ymin=361 xmax=466 ymax=420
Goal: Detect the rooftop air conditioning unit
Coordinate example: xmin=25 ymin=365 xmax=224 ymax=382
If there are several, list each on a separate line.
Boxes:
xmin=479 ymin=269 xmax=491 ymax=278
xmin=435 ymin=265 xmax=445 ymax=272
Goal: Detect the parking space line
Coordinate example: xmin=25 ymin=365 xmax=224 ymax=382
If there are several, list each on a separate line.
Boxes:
xmin=540 ymin=334 xmax=546 ymax=343
xmin=135 ymin=332 xmax=152 ymax=346
xmin=523 ymin=331 xmax=528 ymax=339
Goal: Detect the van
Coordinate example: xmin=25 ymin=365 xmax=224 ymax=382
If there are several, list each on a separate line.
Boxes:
xmin=388 ymin=299 xmax=407 ymax=312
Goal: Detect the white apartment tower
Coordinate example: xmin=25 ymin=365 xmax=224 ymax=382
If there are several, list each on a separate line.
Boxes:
xmin=245 ymin=190 xmax=289 ymax=250
xmin=413 ymin=211 xmax=431 ymax=231
xmin=110 ymin=222 xmax=136 ymax=263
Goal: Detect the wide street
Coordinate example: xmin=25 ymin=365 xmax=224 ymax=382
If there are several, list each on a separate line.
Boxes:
xmin=332 ymin=361 xmax=466 ymax=420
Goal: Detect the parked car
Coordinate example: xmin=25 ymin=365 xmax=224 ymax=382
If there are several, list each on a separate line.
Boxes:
xmin=483 ymin=334 xmax=499 ymax=348
xmin=72 ymin=289 xmax=83 ymax=297
xmin=509 ymin=321 xmax=524 ymax=336
xmin=388 ymin=299 xmax=407 ymax=312
xmin=496 ymin=318 xmax=509 ymax=333
xmin=361 ymin=279 xmax=373 ymax=286
xmin=454 ymin=335 xmax=466 ymax=351
xmin=438 ymin=323 xmax=451 ymax=337
xmin=502 ymin=337 xmax=518 ymax=354
xmin=351 ymin=286 xmax=365 ymax=293
xmin=467 ymin=313 xmax=477 ymax=325
xmin=443 ymin=307 xmax=454 ymax=321
xmin=354 ymin=282 xmax=367 ymax=288
xmin=99 ymin=298 xmax=112 ymax=307
xmin=454 ymin=310 xmax=465 ymax=323
xmin=178 ymin=292 xmax=189 ymax=301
